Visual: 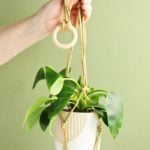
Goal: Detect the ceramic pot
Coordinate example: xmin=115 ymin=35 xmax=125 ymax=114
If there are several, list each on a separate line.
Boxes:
xmin=53 ymin=111 xmax=101 ymax=150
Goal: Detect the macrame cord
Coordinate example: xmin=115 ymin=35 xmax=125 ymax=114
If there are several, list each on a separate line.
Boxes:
xmin=54 ymin=0 xmax=102 ymax=149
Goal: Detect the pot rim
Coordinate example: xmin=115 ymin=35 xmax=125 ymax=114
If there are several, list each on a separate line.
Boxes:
xmin=62 ymin=110 xmax=96 ymax=114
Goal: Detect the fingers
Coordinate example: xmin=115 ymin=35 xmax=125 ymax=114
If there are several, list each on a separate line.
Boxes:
xmin=71 ymin=0 xmax=93 ymax=26
xmin=81 ymin=0 xmax=92 ymax=4
xmin=76 ymin=0 xmax=92 ymax=23
xmin=71 ymin=0 xmax=93 ymax=20
xmin=72 ymin=0 xmax=92 ymax=5
xmin=81 ymin=3 xmax=92 ymax=21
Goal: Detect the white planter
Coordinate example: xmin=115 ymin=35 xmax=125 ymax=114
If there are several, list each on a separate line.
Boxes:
xmin=52 ymin=111 xmax=101 ymax=150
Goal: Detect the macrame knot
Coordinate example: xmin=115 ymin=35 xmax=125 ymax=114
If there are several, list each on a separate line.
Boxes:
xmin=60 ymin=0 xmax=73 ymax=31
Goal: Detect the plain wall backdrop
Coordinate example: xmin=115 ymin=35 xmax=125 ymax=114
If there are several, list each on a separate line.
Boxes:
xmin=0 ymin=0 xmax=150 ymax=149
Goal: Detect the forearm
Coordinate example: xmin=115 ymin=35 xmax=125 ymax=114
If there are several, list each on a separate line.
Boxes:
xmin=0 ymin=0 xmax=91 ymax=66
xmin=0 ymin=13 xmax=58 ymax=66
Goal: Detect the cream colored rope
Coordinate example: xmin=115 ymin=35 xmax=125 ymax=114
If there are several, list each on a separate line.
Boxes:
xmin=59 ymin=114 xmax=68 ymax=150
xmin=60 ymin=113 xmax=102 ymax=150
xmin=77 ymin=7 xmax=88 ymax=89
xmin=59 ymin=0 xmax=73 ymax=149
xmin=58 ymin=0 xmax=102 ymax=149
xmin=94 ymin=119 xmax=103 ymax=150
xmin=61 ymin=0 xmax=72 ymax=30
xmin=59 ymin=91 xmax=83 ymax=150
xmin=65 ymin=47 xmax=73 ymax=77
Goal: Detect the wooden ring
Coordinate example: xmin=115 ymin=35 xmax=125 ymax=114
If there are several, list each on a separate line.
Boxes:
xmin=53 ymin=24 xmax=78 ymax=49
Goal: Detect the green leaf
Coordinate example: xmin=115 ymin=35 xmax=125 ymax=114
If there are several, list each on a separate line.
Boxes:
xmin=94 ymin=105 xmax=108 ymax=126
xmin=88 ymin=90 xmax=107 ymax=99
xmin=48 ymin=98 xmax=70 ymax=127
xmin=87 ymin=90 xmax=107 ymax=106
xmin=94 ymin=104 xmax=106 ymax=111
xmin=38 ymin=98 xmax=71 ymax=132
xmin=32 ymin=66 xmax=64 ymax=95
xmin=24 ymin=97 xmax=50 ymax=130
xmin=105 ymin=92 xmax=123 ymax=138
xmin=78 ymin=76 xmax=82 ymax=85
xmin=39 ymin=108 xmax=50 ymax=131
xmin=59 ymin=68 xmax=71 ymax=77
xmin=50 ymin=77 xmax=64 ymax=95
xmin=58 ymin=79 xmax=80 ymax=98
xmin=44 ymin=66 xmax=61 ymax=90
xmin=32 ymin=67 xmax=45 ymax=89
xmin=101 ymin=111 xmax=108 ymax=126
xmin=78 ymin=96 xmax=87 ymax=111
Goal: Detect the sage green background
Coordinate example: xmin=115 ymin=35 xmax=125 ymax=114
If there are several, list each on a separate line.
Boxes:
xmin=0 ymin=0 xmax=150 ymax=150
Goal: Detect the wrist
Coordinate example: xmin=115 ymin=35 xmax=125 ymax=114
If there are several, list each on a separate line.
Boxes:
xmin=34 ymin=0 xmax=64 ymax=34
xmin=29 ymin=13 xmax=49 ymax=38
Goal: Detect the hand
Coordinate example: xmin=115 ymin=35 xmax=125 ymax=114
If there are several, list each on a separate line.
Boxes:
xmin=0 ymin=0 xmax=92 ymax=65
xmin=35 ymin=0 xmax=92 ymax=33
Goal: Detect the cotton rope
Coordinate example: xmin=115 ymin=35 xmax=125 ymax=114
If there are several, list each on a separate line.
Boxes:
xmin=54 ymin=0 xmax=102 ymax=149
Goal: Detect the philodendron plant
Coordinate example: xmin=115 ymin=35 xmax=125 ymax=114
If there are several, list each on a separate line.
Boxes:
xmin=24 ymin=66 xmax=123 ymax=139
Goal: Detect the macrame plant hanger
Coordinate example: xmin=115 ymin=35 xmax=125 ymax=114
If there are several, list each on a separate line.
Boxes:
xmin=52 ymin=0 xmax=102 ymax=149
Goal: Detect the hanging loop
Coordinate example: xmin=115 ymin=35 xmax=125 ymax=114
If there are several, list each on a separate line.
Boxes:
xmin=53 ymin=22 xmax=78 ymax=49
xmin=52 ymin=0 xmax=78 ymax=49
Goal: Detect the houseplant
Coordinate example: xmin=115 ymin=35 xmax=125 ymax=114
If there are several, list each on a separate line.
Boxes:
xmin=24 ymin=66 xmax=123 ymax=149
xmin=24 ymin=1 xmax=123 ymax=150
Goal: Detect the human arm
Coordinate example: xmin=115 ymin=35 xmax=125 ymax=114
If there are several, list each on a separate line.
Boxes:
xmin=0 ymin=0 xmax=92 ymax=65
